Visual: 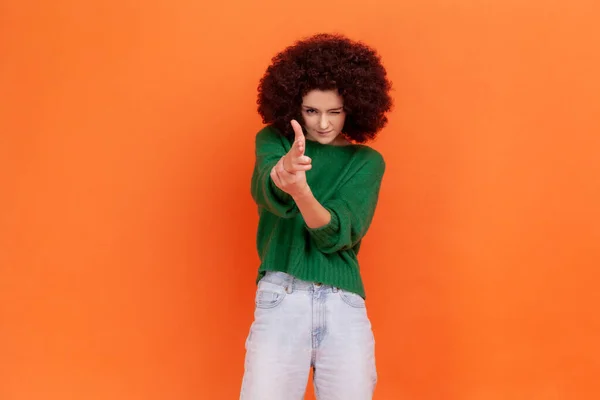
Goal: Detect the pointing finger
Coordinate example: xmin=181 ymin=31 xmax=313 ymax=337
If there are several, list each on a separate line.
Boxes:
xmin=291 ymin=119 xmax=305 ymax=156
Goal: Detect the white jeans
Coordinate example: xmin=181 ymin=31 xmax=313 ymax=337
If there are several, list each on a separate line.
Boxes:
xmin=240 ymin=271 xmax=377 ymax=400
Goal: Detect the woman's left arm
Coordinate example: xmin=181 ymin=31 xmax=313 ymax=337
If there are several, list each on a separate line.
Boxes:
xmin=295 ymin=152 xmax=386 ymax=254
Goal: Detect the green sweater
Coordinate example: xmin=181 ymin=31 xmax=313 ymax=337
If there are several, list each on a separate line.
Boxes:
xmin=250 ymin=126 xmax=385 ymax=298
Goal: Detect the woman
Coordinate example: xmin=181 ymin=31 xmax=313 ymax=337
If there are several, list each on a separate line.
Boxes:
xmin=241 ymin=33 xmax=393 ymax=400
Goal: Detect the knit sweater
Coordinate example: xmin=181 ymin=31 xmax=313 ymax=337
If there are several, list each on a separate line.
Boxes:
xmin=250 ymin=125 xmax=385 ymax=298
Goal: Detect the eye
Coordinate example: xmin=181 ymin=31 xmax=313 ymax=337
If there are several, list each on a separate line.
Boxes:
xmin=330 ymin=111 xmax=341 ymax=115
xmin=305 ymin=109 xmax=317 ymax=114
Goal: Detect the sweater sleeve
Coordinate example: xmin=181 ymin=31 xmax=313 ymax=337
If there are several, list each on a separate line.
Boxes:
xmin=250 ymin=127 xmax=299 ymax=218
xmin=307 ymin=151 xmax=385 ymax=254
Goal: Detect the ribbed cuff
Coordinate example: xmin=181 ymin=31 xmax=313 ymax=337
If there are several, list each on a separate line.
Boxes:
xmin=307 ymin=208 xmax=339 ymax=248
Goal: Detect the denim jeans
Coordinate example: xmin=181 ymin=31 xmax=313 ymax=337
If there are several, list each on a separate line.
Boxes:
xmin=240 ymin=271 xmax=377 ymax=399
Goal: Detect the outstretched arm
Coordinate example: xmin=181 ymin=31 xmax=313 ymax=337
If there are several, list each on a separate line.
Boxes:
xmin=251 ymin=123 xmax=312 ymax=217
xmin=270 ymin=120 xmax=330 ymax=227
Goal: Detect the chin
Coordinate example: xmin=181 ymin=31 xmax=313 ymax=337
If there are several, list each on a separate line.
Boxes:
xmin=309 ymin=132 xmax=340 ymax=145
xmin=316 ymin=137 xmax=336 ymax=145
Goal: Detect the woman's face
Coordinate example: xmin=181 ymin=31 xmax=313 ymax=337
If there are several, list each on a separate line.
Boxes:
xmin=300 ymin=89 xmax=347 ymax=146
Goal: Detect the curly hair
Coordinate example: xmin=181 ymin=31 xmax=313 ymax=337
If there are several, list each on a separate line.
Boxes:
xmin=257 ymin=33 xmax=393 ymax=143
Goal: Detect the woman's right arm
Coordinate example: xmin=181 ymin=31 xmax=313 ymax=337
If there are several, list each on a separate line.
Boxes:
xmin=250 ymin=128 xmax=299 ymax=218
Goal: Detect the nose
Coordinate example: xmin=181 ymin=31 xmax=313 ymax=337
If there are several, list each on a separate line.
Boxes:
xmin=319 ymin=115 xmax=330 ymax=130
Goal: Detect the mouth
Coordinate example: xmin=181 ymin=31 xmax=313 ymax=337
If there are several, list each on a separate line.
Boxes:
xmin=316 ymin=130 xmax=332 ymax=135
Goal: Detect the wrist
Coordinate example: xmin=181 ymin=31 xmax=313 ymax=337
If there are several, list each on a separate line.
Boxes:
xmin=292 ymin=184 xmax=312 ymax=201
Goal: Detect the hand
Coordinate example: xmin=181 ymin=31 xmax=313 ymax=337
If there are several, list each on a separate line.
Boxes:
xmin=270 ymin=120 xmax=312 ymax=198
xmin=283 ymin=120 xmax=312 ymax=173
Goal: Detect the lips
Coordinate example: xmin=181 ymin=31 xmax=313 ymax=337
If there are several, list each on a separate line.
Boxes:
xmin=317 ymin=130 xmax=332 ymax=135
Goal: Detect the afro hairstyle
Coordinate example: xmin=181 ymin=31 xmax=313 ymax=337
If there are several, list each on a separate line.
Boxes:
xmin=257 ymin=33 xmax=393 ymax=143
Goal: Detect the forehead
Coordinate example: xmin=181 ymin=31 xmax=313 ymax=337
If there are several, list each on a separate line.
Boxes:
xmin=301 ymin=89 xmax=344 ymax=109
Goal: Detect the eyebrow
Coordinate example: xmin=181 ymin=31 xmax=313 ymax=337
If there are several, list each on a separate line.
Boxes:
xmin=302 ymin=105 xmax=344 ymax=111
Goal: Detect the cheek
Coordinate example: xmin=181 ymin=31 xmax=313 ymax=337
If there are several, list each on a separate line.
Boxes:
xmin=335 ymin=115 xmax=346 ymax=130
xmin=302 ymin=114 xmax=318 ymax=129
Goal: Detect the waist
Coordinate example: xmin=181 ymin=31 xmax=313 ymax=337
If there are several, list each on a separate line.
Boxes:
xmin=262 ymin=271 xmax=338 ymax=292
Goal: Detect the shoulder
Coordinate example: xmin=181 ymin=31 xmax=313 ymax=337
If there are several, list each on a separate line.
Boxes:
xmin=254 ymin=125 xmax=293 ymax=156
xmin=255 ymin=125 xmax=278 ymax=143
xmin=352 ymin=145 xmax=386 ymax=173
xmin=255 ymin=125 xmax=291 ymax=147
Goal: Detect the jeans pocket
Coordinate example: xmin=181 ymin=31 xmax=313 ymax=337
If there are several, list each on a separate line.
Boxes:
xmin=255 ymin=281 xmax=286 ymax=309
xmin=339 ymin=290 xmax=366 ymax=308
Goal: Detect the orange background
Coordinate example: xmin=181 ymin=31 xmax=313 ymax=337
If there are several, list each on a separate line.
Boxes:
xmin=1 ymin=1 xmax=599 ymax=399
